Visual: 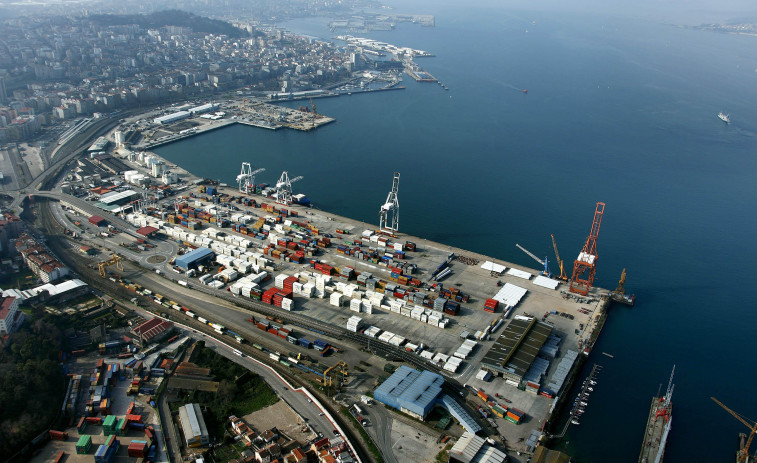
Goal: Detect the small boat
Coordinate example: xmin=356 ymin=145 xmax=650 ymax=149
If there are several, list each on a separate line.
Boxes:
xmin=580 ymin=401 xmax=588 ymax=406
xmin=589 ymin=380 xmax=597 ymax=385
xmin=523 ymin=89 xmax=528 ymax=94
xmin=586 ymin=387 xmax=594 ymax=392
xmin=718 ymin=112 xmax=731 ymax=123
xmin=571 ymin=420 xmax=580 ymax=425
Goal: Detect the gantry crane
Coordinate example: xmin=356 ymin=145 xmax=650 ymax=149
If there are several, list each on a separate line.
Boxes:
xmin=275 ymin=171 xmax=303 ymax=205
xmin=515 ymin=243 xmax=550 ymax=277
xmin=569 ymin=202 xmax=605 ymax=295
xmin=551 ymin=234 xmax=567 ymax=281
xmin=310 ymin=97 xmax=317 ymax=128
xmin=236 ymin=162 xmax=265 ymax=194
xmin=98 ymin=255 xmax=123 ymax=277
xmin=379 ymin=172 xmax=400 ymax=233
xmin=323 ymin=361 xmax=349 ymax=388
xmin=711 ymin=397 xmax=757 ymax=462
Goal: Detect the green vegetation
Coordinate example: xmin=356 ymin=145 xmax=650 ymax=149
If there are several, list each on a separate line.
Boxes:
xmin=0 ymin=316 xmax=67 ymax=458
xmin=169 ymin=342 xmax=278 ymax=439
xmin=340 ymin=408 xmax=383 ymax=463
xmin=88 ymin=10 xmax=246 ymax=37
xmin=435 ymin=442 xmax=454 ymax=463
xmin=0 ymin=268 xmax=38 ymax=290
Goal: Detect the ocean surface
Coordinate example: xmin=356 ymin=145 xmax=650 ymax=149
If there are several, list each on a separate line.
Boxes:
xmin=155 ymin=2 xmax=757 ymax=461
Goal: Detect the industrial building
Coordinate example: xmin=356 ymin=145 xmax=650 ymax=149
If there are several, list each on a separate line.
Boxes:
xmin=188 ymin=103 xmax=218 ymax=115
xmin=448 ymin=432 xmax=507 ymax=463
xmin=153 ymin=111 xmax=190 ymax=125
xmin=87 ymin=136 xmax=109 ymax=152
xmin=175 ymin=247 xmax=215 ymax=270
xmin=373 ymin=366 xmax=481 ymax=433
xmin=480 ymin=316 xmax=553 ymax=386
xmin=131 ymin=317 xmax=174 ymax=346
xmin=178 ymin=403 xmax=209 ymax=448
xmin=94 ymin=190 xmax=140 ymax=212
xmin=373 ymin=365 xmax=444 ymax=420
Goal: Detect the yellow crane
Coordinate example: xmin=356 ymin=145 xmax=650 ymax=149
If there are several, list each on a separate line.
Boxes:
xmin=614 ymin=268 xmax=628 ymax=295
xmin=322 ymin=361 xmax=348 ymax=388
xmin=711 ymin=397 xmax=757 ymax=462
xmin=98 ymin=254 xmax=123 ymax=277
xmin=551 ymin=234 xmax=567 ymax=280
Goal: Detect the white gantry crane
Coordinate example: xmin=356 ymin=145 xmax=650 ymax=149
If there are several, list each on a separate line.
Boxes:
xmin=236 ymin=162 xmax=265 ymax=194
xmin=379 ymin=172 xmax=400 ymax=233
xmin=275 ymin=171 xmax=303 ymax=205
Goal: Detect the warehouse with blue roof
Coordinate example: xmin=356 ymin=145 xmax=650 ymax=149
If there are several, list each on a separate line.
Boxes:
xmin=175 ymin=247 xmax=215 ymax=269
xmin=373 ymin=365 xmax=482 ymax=433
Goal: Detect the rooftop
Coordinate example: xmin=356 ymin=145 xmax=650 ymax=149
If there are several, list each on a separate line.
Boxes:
xmin=481 ymin=316 xmax=552 ymax=379
xmin=132 ymin=317 xmax=173 ymax=342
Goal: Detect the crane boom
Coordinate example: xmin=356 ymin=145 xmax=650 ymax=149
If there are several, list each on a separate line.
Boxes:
xmin=516 ymin=244 xmax=544 ymax=265
xmin=551 ymin=234 xmax=567 ymax=280
xmin=711 ymin=396 xmax=757 ymax=462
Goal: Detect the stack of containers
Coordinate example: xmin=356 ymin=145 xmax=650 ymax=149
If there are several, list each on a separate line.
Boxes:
xmin=262 ymin=288 xmax=279 ymax=304
xmin=443 ymin=300 xmax=460 ymax=316
xmin=346 ymin=316 xmax=362 ymax=332
xmin=491 ymin=405 xmax=507 ymax=418
xmin=95 ymin=435 xmax=120 ymax=463
xmin=128 ymin=440 xmax=148 ymax=458
xmin=329 ymin=292 xmax=343 ymax=307
xmin=102 ymin=415 xmax=117 ymax=436
xmin=350 ymin=299 xmax=362 ymax=313
xmin=506 ymin=408 xmax=525 ymax=425
xmin=117 ymin=417 xmax=128 ymax=436
xmin=443 ymin=356 xmax=462 ymax=373
xmin=484 ymin=298 xmax=499 ymax=313
xmin=76 ymin=435 xmax=92 ymax=454
xmin=434 ymin=298 xmax=447 ymax=311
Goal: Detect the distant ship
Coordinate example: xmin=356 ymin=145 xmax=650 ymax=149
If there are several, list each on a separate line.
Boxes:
xmin=718 ymin=112 xmax=731 ymax=123
xmin=638 ymin=367 xmax=674 ymax=463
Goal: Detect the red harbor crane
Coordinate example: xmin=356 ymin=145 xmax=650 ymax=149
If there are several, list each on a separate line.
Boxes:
xmin=569 ymin=202 xmax=605 ymax=295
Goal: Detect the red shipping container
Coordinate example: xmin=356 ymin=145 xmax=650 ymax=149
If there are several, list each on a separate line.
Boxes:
xmin=48 ymin=430 xmax=68 ymax=441
xmin=267 ymin=328 xmax=278 ymax=335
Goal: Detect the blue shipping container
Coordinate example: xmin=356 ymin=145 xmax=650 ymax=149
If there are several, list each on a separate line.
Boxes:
xmin=297 ymin=338 xmax=312 ymax=348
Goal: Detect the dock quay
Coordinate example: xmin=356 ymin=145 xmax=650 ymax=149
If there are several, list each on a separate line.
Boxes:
xmin=106 ymin=138 xmax=615 ymax=454
xmin=135 ymin=101 xmax=335 ymax=150
xmin=404 ymin=67 xmax=438 ymax=82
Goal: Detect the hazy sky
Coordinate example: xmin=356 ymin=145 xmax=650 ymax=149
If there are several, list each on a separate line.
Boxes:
xmin=394 ymin=0 xmax=757 ymax=24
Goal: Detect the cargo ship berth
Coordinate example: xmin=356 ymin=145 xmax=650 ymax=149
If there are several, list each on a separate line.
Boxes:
xmin=110 ymin=149 xmax=617 ymax=455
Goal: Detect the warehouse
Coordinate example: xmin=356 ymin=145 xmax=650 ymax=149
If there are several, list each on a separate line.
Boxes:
xmin=448 ymin=431 xmax=507 ymax=463
xmin=175 ymin=247 xmax=215 ymax=269
xmin=95 ymin=190 xmax=140 ymax=212
xmin=373 ymin=365 xmax=444 ymax=420
xmin=178 ymin=403 xmax=209 ymax=447
xmin=480 ymin=316 xmax=552 ymax=386
xmin=154 ymin=111 xmax=190 ymax=125
xmin=131 ymin=317 xmax=174 ymax=346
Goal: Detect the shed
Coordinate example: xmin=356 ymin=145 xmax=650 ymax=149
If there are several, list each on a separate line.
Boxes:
xmin=136 ymin=226 xmax=159 ymax=237
xmin=89 ymin=215 xmax=106 ymax=226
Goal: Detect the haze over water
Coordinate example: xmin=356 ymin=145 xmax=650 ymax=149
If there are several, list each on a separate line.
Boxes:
xmin=156 ymin=1 xmax=757 ymax=460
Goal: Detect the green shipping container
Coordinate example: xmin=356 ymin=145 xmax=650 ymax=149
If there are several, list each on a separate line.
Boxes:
xmin=117 ymin=418 xmax=128 ymax=436
xmin=505 ymin=416 xmax=520 ymax=425
xmin=76 ymin=435 xmax=92 ymax=454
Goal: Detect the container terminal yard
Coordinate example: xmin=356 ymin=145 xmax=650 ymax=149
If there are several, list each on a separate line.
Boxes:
xmin=11 ymin=104 xmax=632 ymax=462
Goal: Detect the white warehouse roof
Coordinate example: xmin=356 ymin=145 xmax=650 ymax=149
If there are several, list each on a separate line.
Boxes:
xmin=492 ymin=283 xmax=528 ymax=307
